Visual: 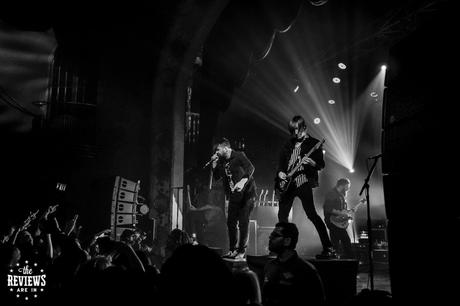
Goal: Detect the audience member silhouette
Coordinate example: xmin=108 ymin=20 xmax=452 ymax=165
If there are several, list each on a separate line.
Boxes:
xmin=160 ymin=244 xmax=244 ymax=306
xmin=263 ymin=222 xmax=326 ymax=306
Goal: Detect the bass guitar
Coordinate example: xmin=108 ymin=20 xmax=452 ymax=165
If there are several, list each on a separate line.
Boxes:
xmin=275 ymin=139 xmax=325 ymax=196
xmin=329 ymin=198 xmax=366 ymax=229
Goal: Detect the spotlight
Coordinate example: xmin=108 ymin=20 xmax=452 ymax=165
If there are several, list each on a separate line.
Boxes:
xmin=370 ymin=92 xmax=378 ymax=98
xmin=293 ymin=85 xmax=299 ymax=93
xmin=322 ymin=150 xmax=326 ymax=154
xmin=139 ymin=204 xmax=150 ymax=215
xmin=381 ymin=65 xmax=387 ymax=71
xmin=332 ymin=77 xmax=341 ymax=84
xmin=328 ymin=99 xmax=335 ymax=104
xmin=338 ymin=63 xmax=347 ymax=69
xmin=313 ymin=118 xmax=321 ymax=124
xmin=349 ymin=168 xmax=355 ymax=173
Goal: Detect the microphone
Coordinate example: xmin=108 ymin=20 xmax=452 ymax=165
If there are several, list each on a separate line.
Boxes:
xmin=367 ymin=153 xmax=382 ymax=160
xmin=203 ymin=154 xmax=219 ymax=168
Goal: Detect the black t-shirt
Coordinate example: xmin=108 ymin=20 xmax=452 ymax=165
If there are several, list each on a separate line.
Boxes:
xmin=263 ymin=251 xmax=325 ymax=306
xmin=323 ymin=188 xmax=346 ymax=226
xmin=214 ymin=150 xmax=256 ymax=198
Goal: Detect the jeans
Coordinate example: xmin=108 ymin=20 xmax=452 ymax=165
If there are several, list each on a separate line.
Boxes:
xmin=278 ymin=183 xmax=332 ymax=250
xmin=328 ymin=226 xmax=354 ymax=258
xmin=227 ymin=191 xmax=255 ymax=253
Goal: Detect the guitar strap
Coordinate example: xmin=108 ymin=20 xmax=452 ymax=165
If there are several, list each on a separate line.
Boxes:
xmin=224 ymin=161 xmax=234 ymax=190
xmin=287 ymin=139 xmax=304 ymax=172
xmin=341 ymin=197 xmax=347 ymax=210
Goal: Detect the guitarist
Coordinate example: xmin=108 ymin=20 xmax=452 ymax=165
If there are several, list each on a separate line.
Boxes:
xmin=211 ymin=137 xmax=256 ymax=260
xmin=276 ymin=115 xmax=336 ymax=259
xmin=323 ymin=178 xmax=354 ymax=259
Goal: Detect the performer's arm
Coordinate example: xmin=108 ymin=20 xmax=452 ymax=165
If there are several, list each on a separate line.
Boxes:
xmin=240 ymin=152 xmax=255 ymax=179
xmin=189 ymin=204 xmax=218 ymax=212
xmin=230 ymin=152 xmax=254 ymax=191
xmin=331 ymin=208 xmax=349 ymax=217
xmin=212 ymin=158 xmax=224 ymax=180
xmin=307 ymin=141 xmax=325 ymax=170
xmin=277 ymin=142 xmax=290 ymax=178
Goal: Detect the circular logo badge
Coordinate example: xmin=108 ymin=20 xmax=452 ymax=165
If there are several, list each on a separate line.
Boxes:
xmin=6 ymin=259 xmax=47 ymax=302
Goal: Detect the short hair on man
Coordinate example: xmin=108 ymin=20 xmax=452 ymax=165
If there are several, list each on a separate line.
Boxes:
xmin=216 ymin=137 xmax=231 ymax=148
xmin=288 ymin=115 xmax=307 ymax=135
xmin=275 ymin=222 xmax=299 ymax=249
xmin=120 ymin=229 xmax=135 ymax=242
xmin=336 ymin=178 xmax=350 ymax=187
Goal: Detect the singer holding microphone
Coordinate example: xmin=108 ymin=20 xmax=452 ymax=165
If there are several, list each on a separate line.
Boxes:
xmin=209 ymin=137 xmax=256 ymax=260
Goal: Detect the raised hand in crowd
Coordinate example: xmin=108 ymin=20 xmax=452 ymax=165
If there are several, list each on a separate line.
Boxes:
xmin=10 ymin=209 xmax=39 ymax=245
xmin=19 ymin=209 xmax=39 ymax=231
xmin=41 ymin=204 xmax=59 ymax=221
xmin=64 ymin=214 xmax=79 ymax=236
xmin=91 ymin=229 xmax=111 ymax=243
xmin=35 ymin=204 xmax=62 ymax=236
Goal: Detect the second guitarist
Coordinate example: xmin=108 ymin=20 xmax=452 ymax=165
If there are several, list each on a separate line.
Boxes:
xmin=276 ymin=115 xmax=336 ymax=259
xmin=323 ymin=178 xmax=355 ymax=259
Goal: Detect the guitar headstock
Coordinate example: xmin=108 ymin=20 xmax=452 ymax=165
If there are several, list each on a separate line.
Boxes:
xmin=317 ymin=138 xmax=325 ymax=148
xmin=355 ymin=199 xmax=367 ymax=208
xmin=348 ymin=199 xmax=366 ymax=213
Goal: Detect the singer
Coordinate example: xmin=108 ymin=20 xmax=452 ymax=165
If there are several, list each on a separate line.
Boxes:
xmin=211 ymin=137 xmax=256 ymax=260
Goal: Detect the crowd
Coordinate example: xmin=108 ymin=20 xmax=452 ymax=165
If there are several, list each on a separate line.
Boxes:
xmin=1 ymin=205 xmax=392 ymax=305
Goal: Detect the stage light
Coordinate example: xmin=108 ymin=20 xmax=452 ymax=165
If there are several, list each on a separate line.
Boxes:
xmin=370 ymin=92 xmax=378 ymax=97
xmin=313 ymin=118 xmax=321 ymax=124
xmin=322 ymin=150 xmax=326 ymax=154
xmin=294 ymin=85 xmax=299 ymax=93
xmin=139 ymin=204 xmax=150 ymax=215
xmin=349 ymin=168 xmax=355 ymax=173
xmin=328 ymin=99 xmax=335 ymax=104
xmin=338 ymin=63 xmax=347 ymax=69
xmin=381 ymin=65 xmax=387 ymax=71
xmin=332 ymin=77 xmax=341 ymax=83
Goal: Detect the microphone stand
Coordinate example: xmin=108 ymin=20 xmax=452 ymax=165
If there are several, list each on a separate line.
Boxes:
xmin=202 ymin=157 xmax=215 ymax=190
xmin=359 ymin=155 xmax=381 ymax=291
xmin=208 ymin=165 xmax=213 ymax=190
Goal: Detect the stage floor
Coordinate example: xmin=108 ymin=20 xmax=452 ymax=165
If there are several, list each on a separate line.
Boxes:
xmin=357 ymin=265 xmax=391 ymax=293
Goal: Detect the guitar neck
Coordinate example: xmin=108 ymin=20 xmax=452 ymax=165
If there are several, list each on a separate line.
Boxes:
xmin=288 ymin=160 xmax=304 ymax=177
xmin=351 ymin=200 xmax=366 ymax=212
xmin=287 ymin=140 xmax=324 ymax=177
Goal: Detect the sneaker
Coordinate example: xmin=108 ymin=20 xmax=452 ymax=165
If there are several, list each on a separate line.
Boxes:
xmin=316 ymin=247 xmax=338 ymax=259
xmin=223 ymin=250 xmax=237 ymax=259
xmin=234 ymin=252 xmax=246 ymax=261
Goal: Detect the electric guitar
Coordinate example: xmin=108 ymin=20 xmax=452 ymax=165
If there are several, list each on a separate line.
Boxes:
xmin=329 ymin=198 xmax=366 ymax=229
xmin=275 ymin=139 xmax=325 ymax=196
